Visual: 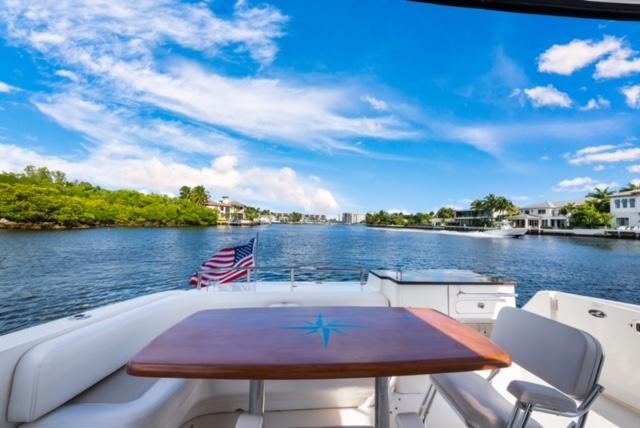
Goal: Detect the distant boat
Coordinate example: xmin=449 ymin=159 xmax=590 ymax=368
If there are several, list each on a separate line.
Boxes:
xmin=483 ymin=221 xmax=527 ymax=238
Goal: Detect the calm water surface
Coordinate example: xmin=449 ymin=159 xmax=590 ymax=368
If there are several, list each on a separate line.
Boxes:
xmin=1 ymin=225 xmax=639 ymax=335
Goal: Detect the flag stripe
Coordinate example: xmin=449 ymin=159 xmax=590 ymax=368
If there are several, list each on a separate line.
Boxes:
xmin=189 ymin=238 xmax=256 ymax=286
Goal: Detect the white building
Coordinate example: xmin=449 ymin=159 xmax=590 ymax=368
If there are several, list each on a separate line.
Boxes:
xmin=205 ymin=196 xmax=246 ymax=222
xmin=513 ymin=200 xmax=581 ymax=229
xmin=610 ymin=190 xmax=640 ymax=228
xmin=342 ymin=213 xmax=365 ymax=224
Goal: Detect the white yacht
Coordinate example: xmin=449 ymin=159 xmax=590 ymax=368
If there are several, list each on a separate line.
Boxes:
xmin=2 ymin=1 xmax=640 ymax=428
xmin=0 ymin=267 xmax=639 ymax=428
xmin=483 ymin=222 xmax=528 ymax=238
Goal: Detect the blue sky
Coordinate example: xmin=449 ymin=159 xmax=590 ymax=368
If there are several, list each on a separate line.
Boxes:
xmin=1 ymin=1 xmax=640 ymax=215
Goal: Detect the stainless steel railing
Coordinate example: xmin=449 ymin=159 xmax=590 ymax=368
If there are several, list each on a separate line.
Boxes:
xmin=195 ymin=266 xmax=367 ymax=291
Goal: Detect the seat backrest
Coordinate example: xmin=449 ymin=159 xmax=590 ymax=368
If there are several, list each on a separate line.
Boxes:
xmin=8 ymin=289 xmax=388 ymax=422
xmin=7 ymin=297 xmax=196 ymax=422
xmin=491 ymin=307 xmax=603 ymax=399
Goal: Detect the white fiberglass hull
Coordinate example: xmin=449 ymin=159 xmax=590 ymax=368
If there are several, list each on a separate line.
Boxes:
xmin=483 ymin=227 xmax=528 ymax=238
xmin=1 ymin=275 xmax=638 ymax=428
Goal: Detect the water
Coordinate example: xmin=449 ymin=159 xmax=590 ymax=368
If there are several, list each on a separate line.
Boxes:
xmin=1 ymin=225 xmax=639 ymax=336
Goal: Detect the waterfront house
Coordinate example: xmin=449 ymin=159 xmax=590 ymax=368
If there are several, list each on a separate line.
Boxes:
xmin=205 ymin=196 xmax=246 ymax=222
xmin=610 ymin=190 xmax=640 ymax=228
xmin=451 ymin=209 xmax=506 ymax=227
xmin=511 ymin=200 xmax=580 ymax=229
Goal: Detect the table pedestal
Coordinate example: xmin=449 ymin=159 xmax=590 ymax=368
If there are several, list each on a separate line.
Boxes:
xmin=248 ymin=378 xmax=389 ymax=427
xmin=249 ymin=379 xmax=265 ymax=415
xmin=375 ymin=377 xmax=390 ymax=428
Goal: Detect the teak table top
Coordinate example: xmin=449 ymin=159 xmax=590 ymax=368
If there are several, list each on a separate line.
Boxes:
xmin=127 ymin=306 xmax=511 ymax=379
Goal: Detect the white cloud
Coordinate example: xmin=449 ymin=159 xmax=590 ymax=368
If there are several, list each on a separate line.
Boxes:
xmin=511 ymin=195 xmax=529 ymax=202
xmin=32 ymin=93 xmax=243 ymax=156
xmin=55 ymin=70 xmax=79 ymax=81
xmin=567 ymin=146 xmax=640 ymax=165
xmin=361 ymin=94 xmax=389 ymax=112
xmin=538 ymin=36 xmax=640 ymax=80
xmin=523 ymin=85 xmax=572 ymax=108
xmin=0 ymin=0 xmax=415 ymax=153
xmin=538 ymin=37 xmax=621 ymax=75
xmin=0 ymin=144 xmax=338 ymax=212
xmin=438 ymin=117 xmax=628 ymax=155
xmin=594 ymin=48 xmax=640 ymax=79
xmin=579 ymin=96 xmax=610 ymax=111
xmin=0 ymin=81 xmax=17 ymax=93
xmin=540 ymin=155 xmax=550 ymax=161
xmin=553 ymin=177 xmax=618 ymax=192
xmin=0 ymin=0 xmax=287 ymax=66
xmin=622 ymin=85 xmax=640 ymax=109
xmin=29 ymin=31 xmax=66 ymax=46
xmin=576 ymin=144 xmax=617 ymax=156
xmin=105 ymin=63 xmax=414 ymax=149
xmin=628 ymin=165 xmax=640 ymax=173
xmin=593 ymin=165 xmax=605 ymax=171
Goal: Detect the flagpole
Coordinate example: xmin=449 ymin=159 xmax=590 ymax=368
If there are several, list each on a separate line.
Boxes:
xmin=253 ymin=231 xmax=259 ymax=290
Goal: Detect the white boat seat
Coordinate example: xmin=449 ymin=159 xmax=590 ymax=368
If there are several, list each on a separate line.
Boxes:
xmin=20 ymin=367 xmax=198 ymax=428
xmin=507 ymin=380 xmax=577 ymax=414
xmin=398 ymin=307 xmax=604 ymax=428
xmin=7 ymin=297 xmax=199 ymax=426
xmin=8 ymin=290 xmax=389 ymax=426
xmin=432 ymin=371 xmax=543 ymax=428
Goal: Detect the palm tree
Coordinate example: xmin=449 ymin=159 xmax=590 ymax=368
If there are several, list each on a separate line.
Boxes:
xmin=178 ymin=186 xmax=191 ymax=200
xmin=620 ymin=182 xmax=640 ymax=192
xmin=471 ymin=194 xmax=516 ymax=213
xmin=587 ymin=187 xmax=613 ymax=213
xmin=189 ymin=185 xmax=210 ymax=206
xmin=470 ymin=199 xmax=484 ymax=210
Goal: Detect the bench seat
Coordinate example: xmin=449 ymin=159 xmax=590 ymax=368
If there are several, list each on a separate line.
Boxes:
xmin=9 ymin=290 xmax=389 ymax=427
xmin=22 ymin=368 xmax=198 ymax=428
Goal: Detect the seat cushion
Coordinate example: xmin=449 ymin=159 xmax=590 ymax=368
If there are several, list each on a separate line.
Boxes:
xmin=8 ymin=297 xmax=196 ymax=422
xmin=491 ymin=307 xmax=603 ymax=399
xmin=507 ymin=380 xmax=577 ymax=413
xmin=22 ymin=368 xmax=198 ymax=428
xmin=432 ymin=372 xmax=543 ymax=428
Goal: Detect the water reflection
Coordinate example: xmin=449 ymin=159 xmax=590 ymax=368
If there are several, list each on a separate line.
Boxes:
xmin=1 ymin=225 xmax=639 ymax=335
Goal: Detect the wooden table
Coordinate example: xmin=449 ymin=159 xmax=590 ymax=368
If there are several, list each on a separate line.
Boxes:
xmin=127 ymin=307 xmax=511 ymax=428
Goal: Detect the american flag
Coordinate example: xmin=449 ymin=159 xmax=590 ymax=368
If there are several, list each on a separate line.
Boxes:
xmin=189 ymin=238 xmax=256 ymax=286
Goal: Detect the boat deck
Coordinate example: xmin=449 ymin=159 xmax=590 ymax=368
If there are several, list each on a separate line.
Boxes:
xmin=181 ymin=388 xmax=640 ymax=428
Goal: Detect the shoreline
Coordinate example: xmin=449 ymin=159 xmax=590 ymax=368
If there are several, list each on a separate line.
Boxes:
xmin=0 ymin=220 xmax=262 ymax=231
xmin=367 ymin=224 xmax=640 ymax=240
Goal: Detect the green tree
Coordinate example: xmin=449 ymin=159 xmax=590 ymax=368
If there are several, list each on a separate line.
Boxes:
xmin=245 ymin=206 xmax=260 ymax=221
xmin=179 ymin=186 xmax=191 ymax=200
xmin=406 ymin=212 xmax=432 ymax=225
xmin=0 ymin=166 xmax=219 ymax=227
xmin=436 ymin=207 xmax=455 ymax=219
xmin=289 ymin=212 xmax=303 ymax=223
xmin=469 ymin=194 xmax=518 ymax=218
xmin=562 ymin=201 xmax=612 ymax=228
xmin=189 ymin=185 xmax=209 ymax=206
xmin=587 ymin=187 xmax=613 ymax=213
xmin=620 ymin=182 xmax=640 ymax=192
